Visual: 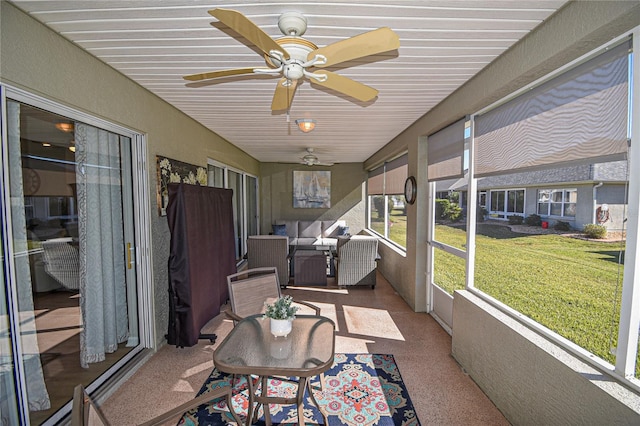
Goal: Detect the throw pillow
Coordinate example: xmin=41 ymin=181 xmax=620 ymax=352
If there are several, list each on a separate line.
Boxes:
xmin=337 ymin=226 xmax=350 ymax=236
xmin=272 ymin=224 xmax=287 ymax=236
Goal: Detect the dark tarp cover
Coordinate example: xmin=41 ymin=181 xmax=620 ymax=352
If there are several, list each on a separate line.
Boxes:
xmin=166 ymin=183 xmax=236 ymax=347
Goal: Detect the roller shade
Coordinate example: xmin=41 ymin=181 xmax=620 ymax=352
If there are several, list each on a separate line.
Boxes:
xmin=427 ymin=118 xmax=466 ymax=181
xmin=367 ymin=154 xmax=408 ymax=195
xmin=385 ymin=154 xmax=408 ymax=195
xmin=474 ymin=39 xmax=630 ymax=177
xmin=367 ymin=165 xmax=385 ymax=195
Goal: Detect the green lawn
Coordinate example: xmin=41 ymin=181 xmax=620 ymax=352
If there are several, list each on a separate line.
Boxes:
xmin=370 ymin=208 xmax=407 ymax=248
xmin=433 ymin=223 xmax=633 ymax=373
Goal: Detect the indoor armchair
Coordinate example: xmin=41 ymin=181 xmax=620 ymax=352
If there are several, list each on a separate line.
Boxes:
xmin=336 ymin=235 xmax=379 ymax=288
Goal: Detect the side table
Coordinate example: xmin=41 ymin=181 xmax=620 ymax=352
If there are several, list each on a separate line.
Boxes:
xmin=294 ymin=249 xmax=327 ymax=285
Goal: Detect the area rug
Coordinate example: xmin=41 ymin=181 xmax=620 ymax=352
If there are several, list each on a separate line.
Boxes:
xmin=178 ymin=353 xmax=421 ymax=425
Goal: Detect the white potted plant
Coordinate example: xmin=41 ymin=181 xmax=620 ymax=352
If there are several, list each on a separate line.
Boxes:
xmin=264 ymin=295 xmax=299 ymax=338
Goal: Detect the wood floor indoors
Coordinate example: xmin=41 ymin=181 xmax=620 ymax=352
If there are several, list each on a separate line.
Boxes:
xmin=31 ymin=291 xmax=133 ymax=425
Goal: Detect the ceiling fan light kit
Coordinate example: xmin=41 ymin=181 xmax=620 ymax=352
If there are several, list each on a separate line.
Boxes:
xmin=296 ymin=119 xmax=316 ymax=133
xmin=183 ymin=8 xmax=400 ymax=112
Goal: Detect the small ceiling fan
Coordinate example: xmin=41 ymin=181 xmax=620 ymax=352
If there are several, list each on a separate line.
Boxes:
xmin=183 ymin=8 xmax=400 ymax=111
xmin=300 ymin=148 xmax=333 ymax=166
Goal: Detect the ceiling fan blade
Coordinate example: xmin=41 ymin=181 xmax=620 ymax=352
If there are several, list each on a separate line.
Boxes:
xmin=271 ymin=78 xmax=298 ymax=111
xmin=209 ymin=8 xmax=289 ymax=60
xmin=309 ymin=27 xmax=399 ymax=68
xmin=183 ymin=67 xmax=259 ymax=81
xmin=311 ymin=71 xmax=378 ymax=102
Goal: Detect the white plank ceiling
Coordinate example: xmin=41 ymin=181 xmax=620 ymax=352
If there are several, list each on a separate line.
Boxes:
xmin=9 ymin=1 xmax=568 ymax=165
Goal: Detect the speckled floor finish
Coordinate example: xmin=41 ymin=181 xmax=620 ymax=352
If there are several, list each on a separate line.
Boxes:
xmin=101 ymin=272 xmax=509 ymax=425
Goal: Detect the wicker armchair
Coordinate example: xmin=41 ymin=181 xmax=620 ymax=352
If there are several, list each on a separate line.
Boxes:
xmin=41 ymin=237 xmax=80 ymax=291
xmin=336 ymin=236 xmax=379 ymax=288
xmin=247 ymin=235 xmax=290 ymax=287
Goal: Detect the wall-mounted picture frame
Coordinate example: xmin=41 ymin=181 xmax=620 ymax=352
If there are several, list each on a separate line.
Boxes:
xmin=293 ymin=170 xmax=331 ymax=208
xmin=156 ymin=156 xmax=207 ymax=216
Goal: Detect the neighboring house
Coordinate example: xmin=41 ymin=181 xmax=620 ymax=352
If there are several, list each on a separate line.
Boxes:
xmin=436 ymin=160 xmax=628 ymax=231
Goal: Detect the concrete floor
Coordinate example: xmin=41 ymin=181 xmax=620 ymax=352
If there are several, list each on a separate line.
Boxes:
xmin=101 ymin=272 xmax=509 ymax=425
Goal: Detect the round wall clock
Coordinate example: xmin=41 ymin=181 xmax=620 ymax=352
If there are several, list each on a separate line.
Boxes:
xmin=23 ymin=168 xmax=41 ymax=195
xmin=404 ymin=176 xmax=417 ymax=205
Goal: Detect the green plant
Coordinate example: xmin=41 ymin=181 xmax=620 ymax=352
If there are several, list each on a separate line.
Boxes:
xmin=477 ymin=207 xmax=488 ymax=222
xmin=373 ymin=196 xmax=386 ymax=218
xmin=435 ymin=199 xmax=450 ymax=220
xmin=554 ymin=220 xmax=571 ymax=231
xmin=525 ymin=214 xmax=542 ymax=226
xmin=446 ymin=203 xmax=463 ymax=222
xmin=263 ymin=295 xmax=299 ymax=320
xmin=583 ymin=223 xmax=607 ymax=239
xmin=508 ymin=215 xmax=523 ymax=225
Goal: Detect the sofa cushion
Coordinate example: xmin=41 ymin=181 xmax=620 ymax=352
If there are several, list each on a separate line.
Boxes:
xmin=298 ymin=221 xmax=322 ymax=238
xmin=317 ymin=238 xmax=338 ymax=247
xmin=272 ymin=224 xmax=287 ymax=236
xmin=323 ymin=220 xmax=347 ymax=237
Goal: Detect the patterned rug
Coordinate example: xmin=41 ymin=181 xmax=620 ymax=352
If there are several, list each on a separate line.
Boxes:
xmin=178 ymin=353 xmax=421 ymax=425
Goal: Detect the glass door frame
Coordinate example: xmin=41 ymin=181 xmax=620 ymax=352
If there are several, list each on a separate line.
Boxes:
xmin=0 ymin=83 xmax=154 ymax=423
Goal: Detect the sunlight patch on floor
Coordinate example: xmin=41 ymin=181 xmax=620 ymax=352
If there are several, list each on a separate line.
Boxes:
xmin=183 ymin=360 xmax=213 ymax=378
xmin=303 ymin=302 xmax=339 ymax=332
xmin=287 ymin=286 xmax=349 ymax=294
xmin=172 ymin=379 xmax=196 ymax=393
xmin=335 ymin=335 xmax=375 ymax=353
xmin=343 ymin=305 xmax=405 ymax=341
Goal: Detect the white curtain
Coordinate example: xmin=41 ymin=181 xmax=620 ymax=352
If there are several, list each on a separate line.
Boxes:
xmin=75 ymin=123 xmax=128 ymax=368
xmin=7 ymin=101 xmax=51 ymax=411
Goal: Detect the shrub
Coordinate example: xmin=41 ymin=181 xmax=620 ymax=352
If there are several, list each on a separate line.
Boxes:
xmin=477 ymin=207 xmax=488 ymax=222
xmin=435 ymin=199 xmax=450 ymax=220
xmin=508 ymin=215 xmax=524 ymax=225
xmin=373 ymin=197 xmax=388 ymax=218
xmin=525 ymin=214 xmax=542 ymax=226
xmin=583 ymin=224 xmax=607 ymax=239
xmin=554 ymin=221 xmax=571 ymax=231
xmin=446 ymin=203 xmax=463 ymax=222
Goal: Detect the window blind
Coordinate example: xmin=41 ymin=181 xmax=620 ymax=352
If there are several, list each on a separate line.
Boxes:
xmin=427 ymin=118 xmax=466 ymax=181
xmin=474 ymin=39 xmax=630 ymax=177
xmin=385 ymin=154 xmax=408 ymax=195
xmin=367 ymin=164 xmax=385 ymax=195
xmin=367 ymin=154 xmax=408 ymax=195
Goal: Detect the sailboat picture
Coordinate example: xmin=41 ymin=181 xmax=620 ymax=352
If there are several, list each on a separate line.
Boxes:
xmin=293 ymin=171 xmax=331 ymax=208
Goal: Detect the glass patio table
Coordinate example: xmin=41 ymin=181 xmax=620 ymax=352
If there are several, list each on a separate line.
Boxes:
xmin=213 ymin=314 xmax=336 ymax=425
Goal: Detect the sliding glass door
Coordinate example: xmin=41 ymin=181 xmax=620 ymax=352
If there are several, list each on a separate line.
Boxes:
xmin=1 ymin=96 xmax=147 ymax=424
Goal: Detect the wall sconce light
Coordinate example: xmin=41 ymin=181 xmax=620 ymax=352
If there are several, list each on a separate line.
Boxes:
xmin=295 ymin=119 xmax=316 ymax=133
xmin=55 ymin=122 xmax=74 ymax=133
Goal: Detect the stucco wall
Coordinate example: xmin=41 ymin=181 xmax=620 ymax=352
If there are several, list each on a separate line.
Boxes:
xmin=0 ymin=2 xmax=259 ymax=346
xmin=453 ymin=290 xmax=640 ymax=424
xmin=259 ymin=163 xmax=366 ymax=233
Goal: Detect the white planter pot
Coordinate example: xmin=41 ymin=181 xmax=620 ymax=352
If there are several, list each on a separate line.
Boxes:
xmin=269 ymin=337 xmax=293 ymax=359
xmin=270 ymin=318 xmax=293 ymax=338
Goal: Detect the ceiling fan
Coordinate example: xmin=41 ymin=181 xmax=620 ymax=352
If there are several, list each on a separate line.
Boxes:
xmin=183 ymin=8 xmax=400 ymax=111
xmin=300 ymin=148 xmax=333 ymax=166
